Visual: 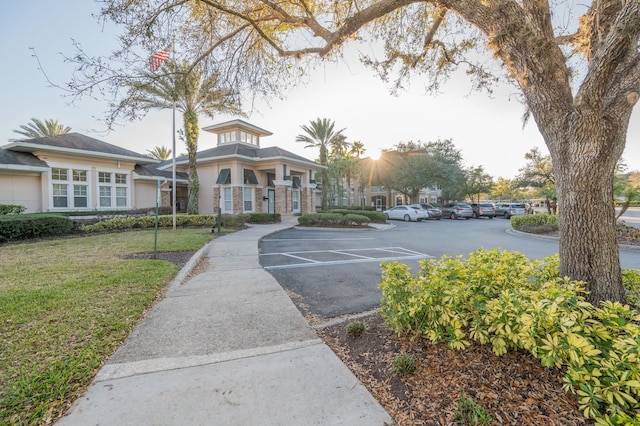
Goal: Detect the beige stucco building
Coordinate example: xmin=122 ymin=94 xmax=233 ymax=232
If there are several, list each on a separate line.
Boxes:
xmin=0 ymin=120 xmax=323 ymax=217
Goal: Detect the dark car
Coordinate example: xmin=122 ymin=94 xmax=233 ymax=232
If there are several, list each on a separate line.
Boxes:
xmin=441 ymin=203 xmax=473 ymax=219
xmin=470 ymin=203 xmax=496 ymax=219
xmin=409 ymin=203 xmax=442 ymax=220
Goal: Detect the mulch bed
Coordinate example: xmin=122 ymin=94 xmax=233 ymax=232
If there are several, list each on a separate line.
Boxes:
xmin=317 ymin=312 xmax=593 ymax=426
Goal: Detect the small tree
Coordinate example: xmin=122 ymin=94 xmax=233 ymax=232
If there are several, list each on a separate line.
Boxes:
xmin=296 ymin=118 xmax=346 ymax=210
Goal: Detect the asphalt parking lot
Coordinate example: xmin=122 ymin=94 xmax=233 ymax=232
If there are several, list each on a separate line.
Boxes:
xmin=259 ymin=212 xmax=640 ymax=320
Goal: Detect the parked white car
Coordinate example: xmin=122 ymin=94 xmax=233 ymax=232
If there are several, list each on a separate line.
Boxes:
xmin=383 ymin=205 xmax=428 ymax=222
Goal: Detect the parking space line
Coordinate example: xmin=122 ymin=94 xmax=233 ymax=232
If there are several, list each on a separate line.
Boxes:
xmin=329 ymin=250 xmax=373 ymax=259
xmin=263 ymin=254 xmax=432 ymax=271
xmin=279 ymin=253 xmax=322 ymax=263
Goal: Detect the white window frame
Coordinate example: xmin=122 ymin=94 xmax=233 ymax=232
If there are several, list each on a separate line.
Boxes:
xmin=97 ymin=170 xmax=130 ymax=209
xmin=50 ymin=166 xmax=90 ymax=210
xmin=243 ymin=187 xmax=253 ymax=212
xmin=223 ymin=187 xmax=233 ymax=213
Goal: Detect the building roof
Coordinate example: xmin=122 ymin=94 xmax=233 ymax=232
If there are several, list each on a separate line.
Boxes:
xmin=3 ymin=133 xmax=158 ymax=165
xmin=201 ymin=119 xmax=272 ymax=136
xmin=157 ymin=143 xmax=323 ymax=170
xmin=0 ymin=148 xmax=49 ymax=171
xmin=134 ymin=164 xmax=189 ymax=183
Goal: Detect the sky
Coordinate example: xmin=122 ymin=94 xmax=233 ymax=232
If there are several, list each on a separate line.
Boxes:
xmin=1 ymin=1 xmax=639 ymax=180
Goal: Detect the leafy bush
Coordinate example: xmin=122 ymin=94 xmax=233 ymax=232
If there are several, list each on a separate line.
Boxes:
xmin=80 ymin=214 xmax=217 ymax=233
xmin=391 ymin=353 xmax=417 ymax=377
xmin=319 ymin=209 xmax=387 ymax=223
xmin=511 ymin=213 xmax=558 ymax=232
xmin=379 ymin=248 xmax=640 ymax=423
xmin=346 ymin=320 xmax=367 ymax=337
xmin=0 ymin=213 xmax=73 ymax=242
xmin=246 ymin=213 xmax=280 ymax=224
xmin=297 ymin=212 xmax=370 ymax=227
xmin=0 ymin=204 xmax=26 ymax=215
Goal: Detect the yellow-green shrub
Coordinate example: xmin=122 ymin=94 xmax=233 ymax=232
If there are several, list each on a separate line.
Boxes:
xmin=379 ymin=248 xmax=640 ymax=423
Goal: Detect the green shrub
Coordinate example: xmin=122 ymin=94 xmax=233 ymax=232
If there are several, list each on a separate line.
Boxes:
xmin=0 ymin=213 xmax=74 ymax=242
xmin=80 ymin=214 xmax=217 ymax=233
xmin=246 ymin=213 xmax=280 ymax=224
xmin=453 ymin=392 xmax=493 ymax=425
xmin=346 ymin=320 xmax=367 ymax=337
xmin=511 ymin=213 xmax=558 ymax=231
xmin=297 ymin=212 xmax=370 ymax=227
xmin=391 ymin=353 xmax=417 ymax=377
xmin=0 ymin=204 xmax=26 ymax=215
xmin=319 ymin=209 xmax=387 ymax=223
xmin=378 ymin=248 xmax=640 ymax=423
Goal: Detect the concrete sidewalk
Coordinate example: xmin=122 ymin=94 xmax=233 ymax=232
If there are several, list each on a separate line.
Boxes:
xmin=56 ymin=219 xmax=393 ymax=425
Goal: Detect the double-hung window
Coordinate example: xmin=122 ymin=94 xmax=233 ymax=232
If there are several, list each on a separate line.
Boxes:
xmin=243 ymin=187 xmax=253 ymax=212
xmin=99 ymin=171 xmax=129 ymax=208
xmin=51 ymin=167 xmax=88 ymax=209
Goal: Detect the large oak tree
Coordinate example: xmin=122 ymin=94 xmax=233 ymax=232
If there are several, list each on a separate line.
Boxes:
xmin=78 ymin=0 xmax=639 ymax=305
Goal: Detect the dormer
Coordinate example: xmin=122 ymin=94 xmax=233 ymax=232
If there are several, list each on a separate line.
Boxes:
xmin=202 ymin=119 xmax=273 ymax=148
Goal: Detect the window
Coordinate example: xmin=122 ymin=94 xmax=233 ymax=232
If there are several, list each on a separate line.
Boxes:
xmin=216 ymin=168 xmax=231 ymax=185
xmin=74 ymin=185 xmax=88 ymax=208
xmin=51 ymin=167 xmax=89 ymax=209
xmin=116 ymin=187 xmax=127 ymax=207
xmin=243 ymin=187 xmax=253 ymax=212
xmin=100 ymin=186 xmax=112 ymax=207
xmin=52 ymin=168 xmax=68 ymax=181
xmin=243 ymin=169 xmax=258 ymax=185
xmin=99 ymin=172 xmax=111 ymax=183
xmin=223 ymin=187 xmax=232 ymax=212
xmin=53 ymin=184 xmax=68 ymax=208
xmin=97 ymin=171 xmax=129 ymax=209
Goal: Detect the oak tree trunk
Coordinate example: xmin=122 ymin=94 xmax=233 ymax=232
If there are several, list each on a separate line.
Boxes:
xmin=550 ymin=110 xmax=627 ymax=305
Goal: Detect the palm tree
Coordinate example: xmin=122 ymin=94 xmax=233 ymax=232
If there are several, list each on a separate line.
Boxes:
xmin=296 ymin=118 xmax=346 ymax=210
xmin=146 ymin=146 xmax=172 ymax=160
xmin=128 ymin=60 xmax=243 ymax=214
xmin=12 ymin=118 xmax=71 ymax=140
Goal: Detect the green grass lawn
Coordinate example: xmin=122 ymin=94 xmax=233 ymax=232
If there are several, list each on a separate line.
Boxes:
xmin=0 ymin=229 xmax=215 ymax=425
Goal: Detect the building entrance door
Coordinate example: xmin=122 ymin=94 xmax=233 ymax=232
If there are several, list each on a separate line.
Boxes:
xmin=267 ymin=189 xmax=275 ymax=214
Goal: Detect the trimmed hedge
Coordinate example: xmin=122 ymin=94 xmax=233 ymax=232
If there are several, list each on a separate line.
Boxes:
xmin=297 ymin=212 xmax=370 ymax=227
xmin=511 ymin=213 xmax=558 ymax=233
xmin=79 ymin=214 xmax=216 ymax=233
xmin=80 ymin=212 xmax=281 ymax=233
xmin=0 ymin=204 xmax=26 ymax=215
xmin=319 ymin=209 xmax=387 ymax=223
xmin=0 ymin=214 xmax=73 ymax=242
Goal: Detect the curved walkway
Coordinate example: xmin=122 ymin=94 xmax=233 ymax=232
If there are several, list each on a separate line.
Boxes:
xmin=56 ymin=219 xmax=392 ymax=425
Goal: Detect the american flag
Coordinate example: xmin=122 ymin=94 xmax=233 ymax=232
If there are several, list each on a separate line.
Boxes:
xmin=150 ymin=50 xmax=170 ymax=72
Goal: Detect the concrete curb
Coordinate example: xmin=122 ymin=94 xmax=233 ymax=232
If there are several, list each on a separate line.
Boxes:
xmin=506 ymin=227 xmax=640 ymax=252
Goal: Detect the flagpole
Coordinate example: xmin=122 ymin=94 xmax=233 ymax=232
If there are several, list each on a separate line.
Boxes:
xmin=172 ymin=102 xmax=176 ymax=231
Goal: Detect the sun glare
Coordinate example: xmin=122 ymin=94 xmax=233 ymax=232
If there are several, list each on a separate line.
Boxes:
xmin=370 ymin=148 xmax=381 ymax=160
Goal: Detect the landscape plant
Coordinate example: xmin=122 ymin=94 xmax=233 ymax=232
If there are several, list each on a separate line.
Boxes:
xmin=453 ymin=391 xmax=493 ymax=426
xmin=391 ymin=353 xmax=417 ymax=377
xmin=346 ymin=320 xmax=367 ymax=338
xmin=0 ymin=228 xmax=215 ymax=425
xmin=379 ymin=249 xmax=640 ymax=423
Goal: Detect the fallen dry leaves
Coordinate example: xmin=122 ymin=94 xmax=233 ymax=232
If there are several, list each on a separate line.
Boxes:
xmin=316 ymin=312 xmax=593 ymax=426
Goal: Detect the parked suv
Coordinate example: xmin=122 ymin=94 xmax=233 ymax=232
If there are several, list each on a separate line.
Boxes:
xmin=494 ymin=202 xmax=527 ymax=219
xmin=442 ymin=203 xmax=473 ymax=219
xmin=470 ymin=203 xmax=496 ymax=219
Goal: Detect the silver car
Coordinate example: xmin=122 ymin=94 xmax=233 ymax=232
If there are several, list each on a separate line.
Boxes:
xmin=494 ymin=203 xmax=527 ymax=218
xmin=442 ymin=203 xmax=473 ymax=220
